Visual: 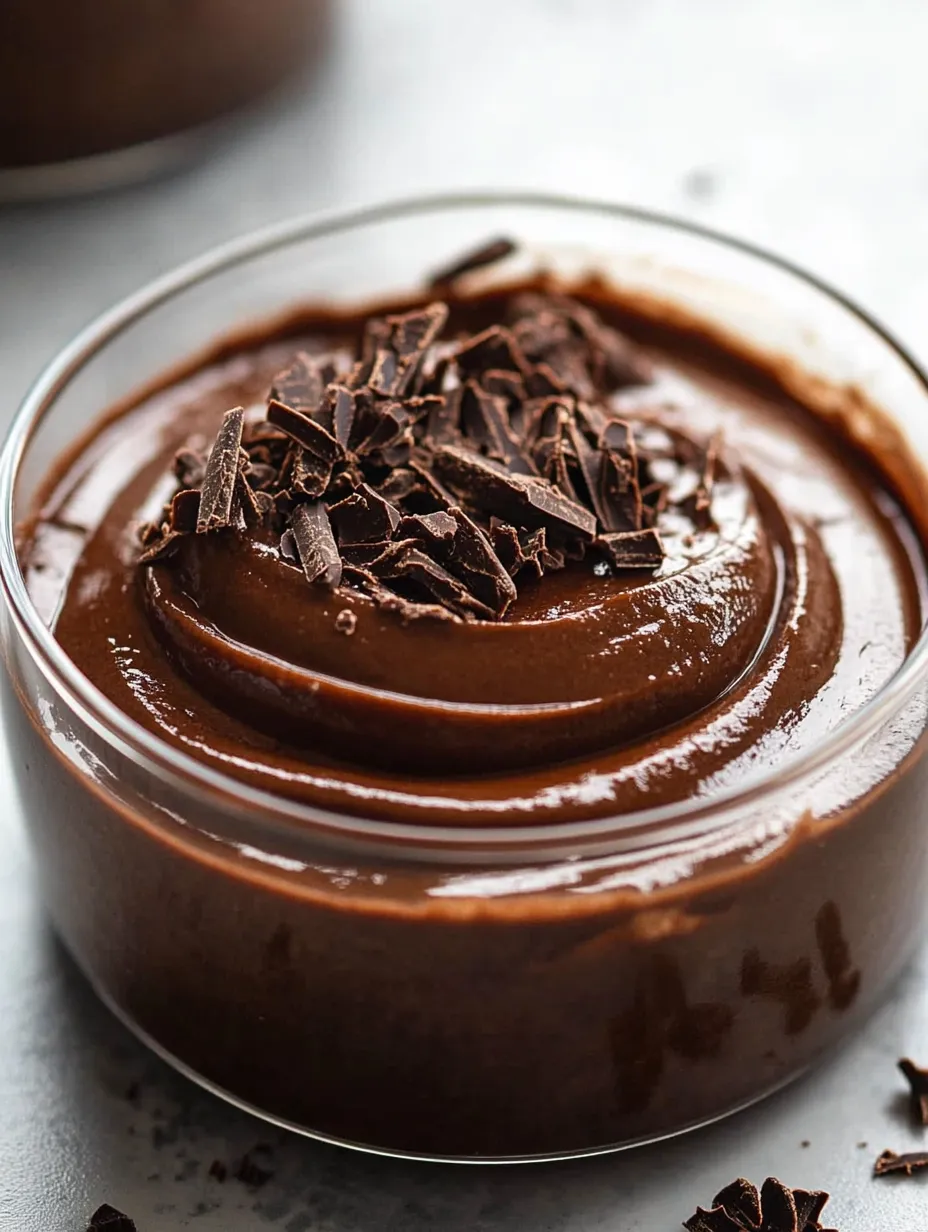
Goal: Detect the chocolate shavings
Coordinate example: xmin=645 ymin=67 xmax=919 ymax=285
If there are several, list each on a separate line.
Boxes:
xmin=141 ymin=240 xmax=722 ymax=622
xmin=899 ymin=1057 xmax=928 ymax=1126
xmin=684 ymin=1176 xmax=835 ymax=1232
xmin=291 ymin=502 xmax=342 ymax=588
xmin=196 ymin=406 xmax=244 ymax=532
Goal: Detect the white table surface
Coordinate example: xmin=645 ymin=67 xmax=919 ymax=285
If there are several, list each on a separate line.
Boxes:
xmin=2 ymin=3 xmax=928 ymax=1227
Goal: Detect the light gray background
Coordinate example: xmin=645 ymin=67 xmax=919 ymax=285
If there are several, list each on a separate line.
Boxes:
xmin=2 ymin=2 xmax=928 ymax=1228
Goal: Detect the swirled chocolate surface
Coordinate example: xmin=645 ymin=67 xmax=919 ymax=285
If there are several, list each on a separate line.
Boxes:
xmin=22 ymin=274 xmax=926 ymax=829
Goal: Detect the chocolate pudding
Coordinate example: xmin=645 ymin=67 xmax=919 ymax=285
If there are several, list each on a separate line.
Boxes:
xmin=7 ymin=240 xmax=928 ymax=1158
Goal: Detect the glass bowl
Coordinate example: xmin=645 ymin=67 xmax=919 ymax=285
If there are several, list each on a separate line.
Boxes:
xmin=2 ymin=192 xmax=928 ymax=1163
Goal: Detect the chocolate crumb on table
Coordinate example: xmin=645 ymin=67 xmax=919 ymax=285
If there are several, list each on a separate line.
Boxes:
xmin=870 ymin=1056 xmax=928 ymax=1180
xmin=233 ymin=1149 xmax=274 ymax=1188
xmin=873 ymin=1148 xmax=928 ymax=1177
xmin=898 ymin=1056 xmax=928 ymax=1126
xmin=86 ymin=1205 xmax=137 ymax=1232
xmin=683 ymin=1176 xmax=837 ymax=1232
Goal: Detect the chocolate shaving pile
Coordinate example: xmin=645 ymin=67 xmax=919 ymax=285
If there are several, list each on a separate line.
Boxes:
xmin=141 ymin=245 xmax=717 ymax=622
xmin=683 ymin=1177 xmax=836 ymax=1232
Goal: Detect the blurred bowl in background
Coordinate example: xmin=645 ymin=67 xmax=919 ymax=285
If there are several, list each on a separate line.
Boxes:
xmin=0 ymin=0 xmax=331 ymax=202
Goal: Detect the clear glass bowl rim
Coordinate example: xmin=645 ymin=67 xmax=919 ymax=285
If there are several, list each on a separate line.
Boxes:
xmin=3 ymin=188 xmax=928 ymax=858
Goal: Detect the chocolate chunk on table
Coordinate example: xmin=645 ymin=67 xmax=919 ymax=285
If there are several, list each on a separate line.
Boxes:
xmin=460 ymin=379 xmax=536 ymax=474
xmin=329 ymin=484 xmax=401 ymax=545
xmin=142 ymin=267 xmax=689 ymax=620
xmin=267 ymin=399 xmax=343 ymax=464
xmin=327 ymin=384 xmax=357 ymax=447
xmin=270 ymin=351 xmax=330 ymax=417
xmin=684 ymin=1176 xmax=834 ymax=1232
xmin=169 ymin=487 xmax=201 ymax=534
xmin=898 ymin=1057 xmax=928 ymax=1126
xmin=454 ymin=325 xmax=530 ymax=380
xmin=378 ymin=545 xmax=496 ymax=620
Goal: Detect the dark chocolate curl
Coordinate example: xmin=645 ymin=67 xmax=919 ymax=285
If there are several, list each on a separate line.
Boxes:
xmin=429 ymin=238 xmax=516 ymax=286
xmin=197 ymin=407 xmax=244 ymax=532
xmin=291 ymin=502 xmax=342 ymax=588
